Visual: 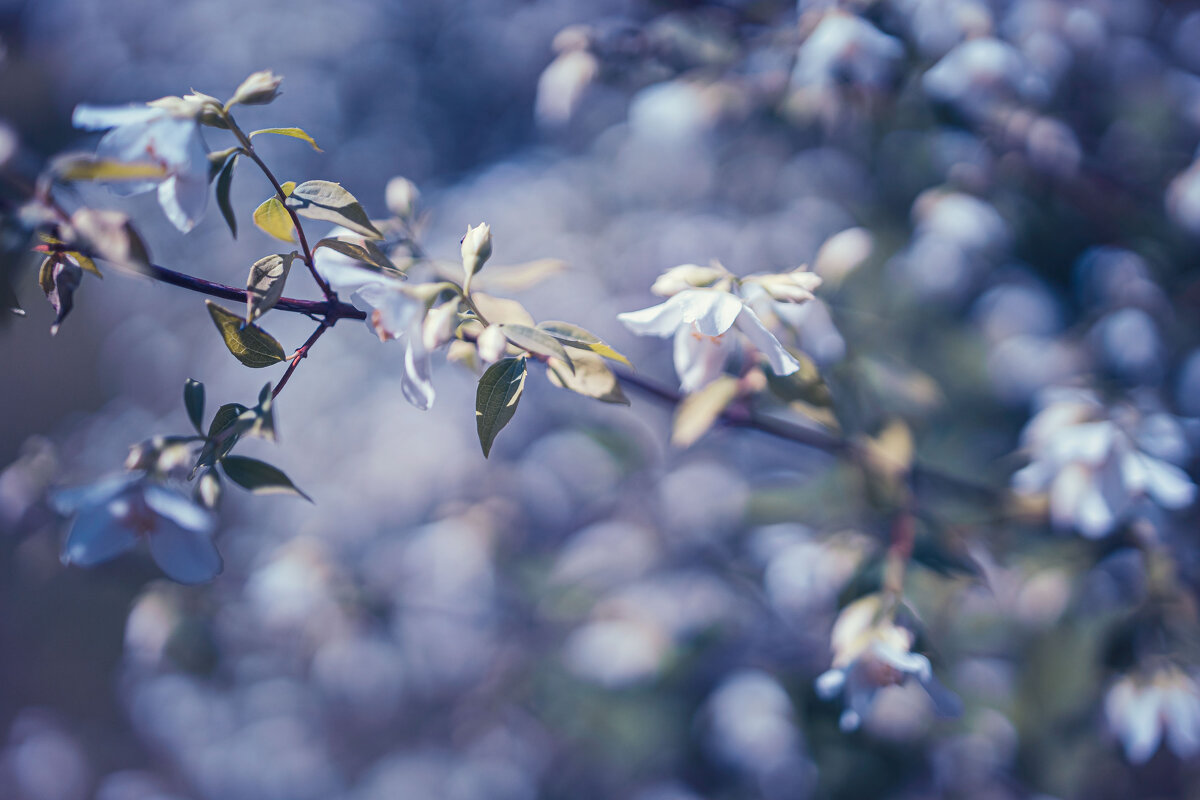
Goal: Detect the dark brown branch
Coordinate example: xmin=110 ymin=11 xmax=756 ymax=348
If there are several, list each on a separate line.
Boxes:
xmin=143 ymin=261 xmax=364 ymax=320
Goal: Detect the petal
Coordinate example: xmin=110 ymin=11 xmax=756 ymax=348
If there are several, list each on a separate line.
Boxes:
xmin=1076 ymin=457 xmax=1128 ymax=538
xmin=1047 ymin=421 xmax=1115 ymax=466
xmin=920 ymin=672 xmax=963 ymax=719
xmin=1049 ymin=464 xmax=1089 ymax=530
xmin=815 ymin=669 xmax=846 ymax=699
xmin=143 ymin=485 xmax=214 ymax=533
xmin=673 ymin=325 xmax=731 ymax=392
xmin=874 ymin=642 xmax=932 ymax=681
xmin=358 ymin=284 xmax=419 ymax=340
xmin=72 ymin=104 xmax=161 ymax=131
xmin=1165 ymin=688 xmax=1200 ymax=759
xmin=1120 ymin=688 xmax=1164 ymax=764
xmin=678 ymin=289 xmax=741 ymax=336
xmin=51 ymin=473 xmax=140 ymax=514
xmin=148 ymin=519 xmax=223 ymax=584
xmin=157 ymin=173 xmax=207 ymax=233
xmin=60 ymin=502 xmax=138 ymax=567
xmin=401 ymin=328 xmax=436 ymax=411
xmin=618 ymin=297 xmax=688 ymax=337
xmin=1133 ymin=455 xmax=1196 ymax=509
xmin=734 ymin=307 xmax=801 ymax=376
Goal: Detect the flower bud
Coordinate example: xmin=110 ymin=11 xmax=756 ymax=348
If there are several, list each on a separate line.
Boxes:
xmin=477 ymin=323 xmax=507 ymax=363
xmin=422 ymin=300 xmax=459 ymax=350
xmin=651 ymin=263 xmax=730 ymax=296
xmin=386 ymin=177 xmax=420 ymax=219
xmin=229 ymin=70 xmax=283 ymax=107
xmin=461 ymin=223 xmax=493 ymax=279
xmin=742 ymin=268 xmax=822 ymax=304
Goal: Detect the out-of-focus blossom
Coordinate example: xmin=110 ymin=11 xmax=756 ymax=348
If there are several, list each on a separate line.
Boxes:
xmin=72 ymin=99 xmax=210 ymax=233
xmin=53 ymin=473 xmax=221 ymax=584
xmin=620 ymin=264 xmax=814 ymax=391
xmin=816 ymin=593 xmax=960 ymax=732
xmin=1012 ymin=388 xmax=1196 ymax=537
xmin=792 ymin=12 xmax=904 ymax=92
xmin=536 ymin=26 xmax=599 ymax=127
xmin=315 ymin=230 xmax=435 ymax=409
xmin=1106 ymin=667 xmax=1200 ymax=763
xmin=1167 ymin=159 xmax=1200 ymax=237
xmin=923 ymin=37 xmax=1047 ymax=118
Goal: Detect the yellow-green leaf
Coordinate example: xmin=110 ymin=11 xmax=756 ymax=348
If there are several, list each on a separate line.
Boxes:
xmin=498 ymin=324 xmax=573 ymax=372
xmin=54 ymin=155 xmax=169 ymax=182
xmin=538 ymin=320 xmax=632 ymax=367
xmin=249 ymin=127 xmax=323 ymax=152
xmin=205 ymin=300 xmax=286 ymax=368
xmin=672 ymin=376 xmax=739 ymax=448
xmin=285 ymin=180 xmax=381 ymax=239
xmin=280 ymin=181 xmax=296 ymax=196
xmin=253 ymin=196 xmax=295 ymax=242
xmin=66 ymin=252 xmax=102 ymax=278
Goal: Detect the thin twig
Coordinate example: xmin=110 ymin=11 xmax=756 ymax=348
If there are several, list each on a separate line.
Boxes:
xmin=273 ymin=318 xmax=332 ymax=398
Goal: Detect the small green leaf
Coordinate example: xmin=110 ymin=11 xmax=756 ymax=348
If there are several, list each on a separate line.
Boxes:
xmin=475 ymin=357 xmax=527 ymax=458
xmin=68 ymin=252 xmax=102 ymax=278
xmin=207 ymin=402 xmax=248 ymax=440
xmin=498 ymin=324 xmax=573 ymax=372
xmin=215 ymin=153 xmax=239 ymax=239
xmin=249 ymin=127 xmax=323 ymax=152
xmin=279 ymin=181 xmax=296 ymax=196
xmin=285 ymin=180 xmax=382 ymax=239
xmin=205 ymin=300 xmax=286 ymax=368
xmin=245 ymin=252 xmax=296 ymax=322
xmin=252 ymin=196 xmax=295 ymax=242
xmin=221 ymin=455 xmax=312 ymax=501
xmin=538 ymin=320 xmax=632 ymax=367
xmin=313 ymin=237 xmax=403 ymax=277
xmin=184 ymin=379 xmax=206 ymax=434
xmin=671 ymin=376 xmax=739 ymax=448
xmin=193 ymin=402 xmax=248 ymax=475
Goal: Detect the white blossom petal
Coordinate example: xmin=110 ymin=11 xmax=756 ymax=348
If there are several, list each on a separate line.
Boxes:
xmin=618 ymin=297 xmax=689 ymax=337
xmin=1165 ymin=687 xmax=1200 ymax=759
xmin=147 ymin=520 xmax=223 ymax=584
xmin=72 ymin=104 xmax=161 ymax=131
xmin=815 ymin=669 xmax=846 ymax=699
xmin=143 ymin=486 xmax=214 ymax=533
xmin=734 ymin=307 xmax=801 ymax=376
xmin=1120 ymin=687 xmax=1165 ymax=764
xmin=401 ymin=323 xmax=436 ymax=411
xmin=60 ymin=502 xmax=138 ymax=567
xmin=1126 ymin=454 xmax=1196 ymax=510
xmin=673 ymin=325 xmax=732 ymax=392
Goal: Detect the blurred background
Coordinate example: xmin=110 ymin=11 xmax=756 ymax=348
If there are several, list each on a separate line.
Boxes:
xmin=3 ymin=0 xmax=1200 ymax=798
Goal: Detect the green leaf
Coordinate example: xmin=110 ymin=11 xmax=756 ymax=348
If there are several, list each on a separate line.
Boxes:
xmin=245 ymin=252 xmax=296 ymax=322
xmin=221 ymin=455 xmax=312 ymax=501
xmin=70 ymin=209 xmax=151 ymax=271
xmin=205 ymin=300 xmax=286 ymax=368
xmin=207 ymin=402 xmax=248 ymax=440
xmin=184 ymin=379 xmax=205 ymax=434
xmin=313 ymin=237 xmax=403 ymax=277
xmin=546 ymin=350 xmax=629 ymax=405
xmin=537 ymin=320 xmax=632 ymax=367
xmin=215 ymin=153 xmax=239 ymax=239
xmin=475 ymin=357 xmax=527 ymax=458
xmin=195 ymin=468 xmax=222 ymax=509
xmin=193 ymin=402 xmax=248 ymax=475
xmin=249 ymin=127 xmax=323 ymax=152
xmin=253 ymin=196 xmax=295 ymax=242
xmin=671 ymin=376 xmax=739 ymax=448
xmin=498 ymin=324 xmax=573 ymax=372
xmin=285 ymin=180 xmax=382 ymax=239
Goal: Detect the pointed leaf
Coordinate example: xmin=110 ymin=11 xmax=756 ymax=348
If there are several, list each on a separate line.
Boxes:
xmin=313 ymin=237 xmax=403 ymax=277
xmin=184 ymin=378 xmax=205 ymax=434
xmin=68 ymin=252 xmax=102 ymax=278
xmin=498 ymin=324 xmax=573 ymax=372
xmin=193 ymin=402 xmax=248 ymax=475
xmin=215 ymin=153 xmax=238 ymax=238
xmin=249 ymin=127 xmax=323 ymax=152
xmin=205 ymin=300 xmax=286 ymax=368
xmin=54 ymin=154 xmax=169 ymax=182
xmin=672 ymin=376 xmax=739 ymax=448
xmin=245 ymin=252 xmax=296 ymax=322
xmin=538 ymin=320 xmax=632 ymax=367
xmin=252 ymin=196 xmax=295 ymax=242
xmin=475 ymin=357 xmax=527 ymax=457
xmin=221 ymin=455 xmax=312 ymax=501
xmin=285 ymin=180 xmax=381 ymax=239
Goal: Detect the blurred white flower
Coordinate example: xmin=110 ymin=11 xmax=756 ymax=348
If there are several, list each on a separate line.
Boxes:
xmin=1106 ymin=668 xmax=1200 ymax=764
xmin=72 ymin=100 xmax=210 ymax=233
xmin=53 ymin=473 xmax=220 ymax=584
xmin=619 ymin=271 xmax=807 ymax=391
xmin=315 ymin=231 xmax=435 ymax=410
xmin=1012 ymin=389 xmax=1196 ymax=537
xmin=792 ymin=12 xmax=904 ymax=91
xmin=815 ymin=594 xmax=960 ymax=732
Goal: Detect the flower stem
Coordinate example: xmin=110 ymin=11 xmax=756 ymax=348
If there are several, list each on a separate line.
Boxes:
xmin=273 ymin=318 xmax=332 ymax=398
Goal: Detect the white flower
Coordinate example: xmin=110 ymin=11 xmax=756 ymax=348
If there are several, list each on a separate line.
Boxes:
xmin=53 ymin=473 xmax=220 ymax=584
xmin=461 ymin=222 xmax=493 ymax=279
xmin=1106 ymin=668 xmax=1200 ymax=763
xmin=72 ymin=100 xmax=210 ymax=233
xmin=815 ymin=594 xmax=960 ymax=732
xmin=792 ymin=12 xmax=904 ymax=91
xmin=618 ymin=286 xmax=802 ymax=392
xmin=1012 ymin=389 xmax=1196 ymax=537
xmin=315 ymin=232 xmax=435 ymax=410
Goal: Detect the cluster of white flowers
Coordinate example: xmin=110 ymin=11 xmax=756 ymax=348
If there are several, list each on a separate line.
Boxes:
xmin=1012 ymin=388 xmax=1196 ymax=538
xmin=618 ymin=261 xmax=819 ymax=392
xmin=1106 ymin=667 xmax=1200 ymax=764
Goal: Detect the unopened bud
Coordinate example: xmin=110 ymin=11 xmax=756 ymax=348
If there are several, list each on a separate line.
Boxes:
xmin=386 ymin=177 xmax=420 ymax=219
xmin=651 ymin=263 xmax=730 ymax=296
xmin=229 ymin=70 xmax=283 ymax=108
xmin=477 ymin=324 xmax=507 ymax=363
xmin=422 ymin=300 xmax=459 ymax=350
xmin=461 ymin=223 xmax=493 ymax=279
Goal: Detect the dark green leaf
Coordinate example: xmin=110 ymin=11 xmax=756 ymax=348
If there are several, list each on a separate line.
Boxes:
xmin=207 ymin=402 xmax=248 ymax=440
xmin=499 ymin=324 xmax=573 ymax=372
xmin=285 ymin=180 xmax=382 ymax=239
xmin=221 ymin=455 xmax=312 ymax=501
xmin=193 ymin=402 xmax=248 ymax=475
xmin=215 ymin=153 xmax=239 ymax=239
xmin=475 ymin=357 xmax=527 ymax=458
xmin=313 ymin=237 xmax=403 ymax=278
xmin=184 ymin=379 xmax=205 ymax=434
xmin=205 ymin=300 xmax=286 ymax=368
